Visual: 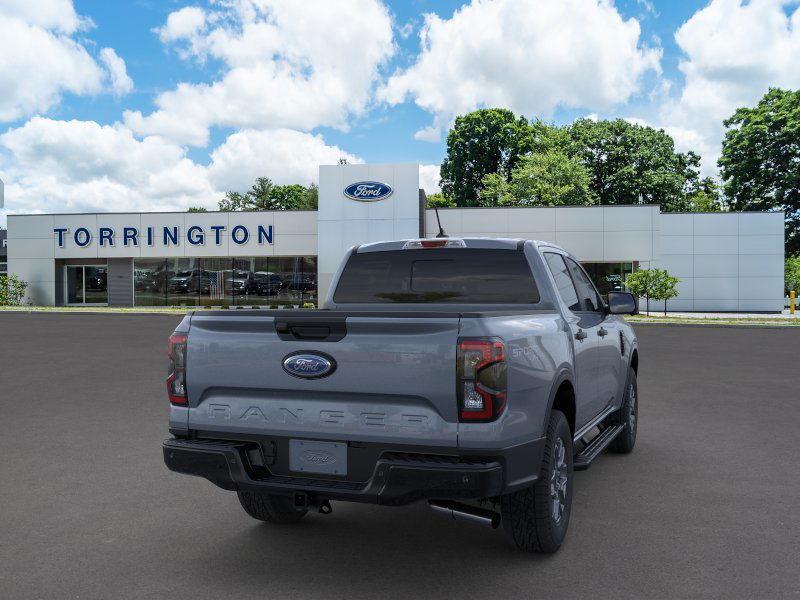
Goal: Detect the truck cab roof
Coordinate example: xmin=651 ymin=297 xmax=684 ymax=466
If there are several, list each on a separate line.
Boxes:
xmin=355 ymin=237 xmax=569 ymax=254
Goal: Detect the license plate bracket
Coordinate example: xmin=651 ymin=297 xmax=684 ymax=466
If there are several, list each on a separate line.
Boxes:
xmin=289 ymin=439 xmax=347 ymax=476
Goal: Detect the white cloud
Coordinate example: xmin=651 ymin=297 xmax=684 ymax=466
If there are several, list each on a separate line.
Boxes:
xmin=418 ymin=164 xmax=441 ymax=194
xmin=0 ymin=2 xmax=132 ymax=121
xmin=100 ymin=48 xmax=133 ymax=96
xmin=156 ymin=6 xmax=206 ymax=44
xmin=0 ymin=118 xmax=362 ymax=219
xmin=0 ymin=0 xmax=83 ymax=32
xmin=380 ymin=0 xmax=661 ymax=141
xmin=126 ymin=0 xmax=394 ymax=146
xmin=656 ymin=0 xmax=800 ymax=174
xmin=413 ymin=124 xmax=444 ymax=143
xmin=0 ymin=118 xmax=213 ymax=214
xmin=206 ymin=129 xmax=362 ymax=193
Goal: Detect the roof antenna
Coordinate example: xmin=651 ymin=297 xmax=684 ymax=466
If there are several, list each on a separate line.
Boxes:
xmin=434 ymin=206 xmax=448 ymax=238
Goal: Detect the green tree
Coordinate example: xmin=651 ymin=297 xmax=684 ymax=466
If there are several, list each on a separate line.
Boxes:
xmin=719 ymin=88 xmax=800 ymax=255
xmin=245 ymin=177 xmax=275 ymax=210
xmin=270 ymin=184 xmax=310 ymax=210
xmin=625 ymin=268 xmax=661 ymax=316
xmin=786 ymin=255 xmax=800 ymax=296
xmin=477 ymin=173 xmax=510 ymax=206
xmin=504 ymin=151 xmax=594 ymax=207
xmin=187 ymin=206 xmax=208 ymax=213
xmin=219 ymin=178 xmax=319 ymax=211
xmin=440 ymin=109 xmax=556 ymax=206
xmin=0 ymin=273 xmax=28 ymax=306
xmin=653 ymin=271 xmax=680 ymax=315
xmin=425 ymin=192 xmax=456 ymax=208
xmin=218 ymin=190 xmax=252 ymax=212
xmin=567 ymin=118 xmax=700 ymax=211
xmin=304 ymin=183 xmax=319 ymax=210
xmin=686 ymin=177 xmax=725 ymax=212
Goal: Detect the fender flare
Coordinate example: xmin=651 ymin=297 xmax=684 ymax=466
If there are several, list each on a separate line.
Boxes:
xmin=542 ymin=366 xmax=575 ymax=434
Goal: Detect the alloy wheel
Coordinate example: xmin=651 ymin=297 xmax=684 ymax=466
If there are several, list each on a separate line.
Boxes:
xmin=549 ymin=437 xmax=569 ymax=524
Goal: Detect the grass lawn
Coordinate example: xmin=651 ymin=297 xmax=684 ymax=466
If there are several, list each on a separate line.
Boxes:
xmin=627 ymin=314 xmax=799 ymax=327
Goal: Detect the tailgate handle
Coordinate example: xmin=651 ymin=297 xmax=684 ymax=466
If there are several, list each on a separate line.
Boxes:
xmin=275 ymin=319 xmax=347 ymax=342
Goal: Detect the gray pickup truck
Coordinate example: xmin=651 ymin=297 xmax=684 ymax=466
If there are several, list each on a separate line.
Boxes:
xmin=163 ymin=238 xmax=639 ymax=553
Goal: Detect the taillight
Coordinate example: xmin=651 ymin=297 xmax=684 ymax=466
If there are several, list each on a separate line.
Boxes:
xmin=457 ymin=338 xmax=507 ymax=422
xmin=167 ymin=332 xmax=188 ymax=405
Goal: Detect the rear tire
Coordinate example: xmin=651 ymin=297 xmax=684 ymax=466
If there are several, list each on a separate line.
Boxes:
xmin=500 ymin=410 xmax=573 ymax=553
xmin=610 ymin=367 xmax=638 ymax=454
xmin=237 ymin=491 xmax=307 ymax=524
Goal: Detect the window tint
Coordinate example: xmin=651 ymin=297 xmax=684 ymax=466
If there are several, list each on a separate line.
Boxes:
xmin=333 ymin=248 xmax=540 ymax=304
xmin=564 ymin=257 xmax=602 ymax=312
xmin=544 ymin=253 xmax=580 ymax=311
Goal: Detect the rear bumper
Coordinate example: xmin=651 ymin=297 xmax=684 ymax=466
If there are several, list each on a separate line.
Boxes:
xmin=163 ymin=437 xmax=544 ymax=505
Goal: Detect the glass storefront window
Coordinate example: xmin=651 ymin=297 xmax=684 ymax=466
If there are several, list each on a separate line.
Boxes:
xmin=66 ymin=265 xmax=107 ymax=305
xmin=166 ymin=258 xmax=200 ymax=307
xmin=134 ymin=259 xmax=167 ymax=306
xmin=581 ymin=262 xmax=636 ymax=299
xmin=299 ymin=256 xmax=318 ymax=306
xmin=84 ymin=266 xmax=108 ymax=304
xmin=271 ymin=257 xmax=302 ymax=307
xmin=133 ymin=256 xmax=318 ymax=307
xmin=199 ymin=258 xmax=233 ymax=307
xmin=231 ymin=258 xmax=257 ymax=305
xmin=251 ymin=258 xmax=278 ymax=306
xmin=66 ymin=265 xmax=84 ymax=304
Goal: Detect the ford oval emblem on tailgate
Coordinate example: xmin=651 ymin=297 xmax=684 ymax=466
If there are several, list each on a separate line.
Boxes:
xmin=282 ymin=352 xmax=336 ymax=379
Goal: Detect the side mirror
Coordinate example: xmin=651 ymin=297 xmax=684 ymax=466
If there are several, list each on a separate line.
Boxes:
xmin=607 ymin=291 xmax=638 ymax=315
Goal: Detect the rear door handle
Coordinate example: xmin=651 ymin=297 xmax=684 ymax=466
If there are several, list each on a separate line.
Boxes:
xmin=598 ymin=327 xmax=608 ymax=337
xmin=575 ymin=330 xmax=587 ymax=341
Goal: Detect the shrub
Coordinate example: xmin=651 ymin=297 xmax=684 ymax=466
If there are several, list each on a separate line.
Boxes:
xmin=0 ymin=274 xmax=29 ymax=306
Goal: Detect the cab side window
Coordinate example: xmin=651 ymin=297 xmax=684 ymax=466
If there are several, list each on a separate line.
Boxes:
xmin=564 ymin=257 xmax=602 ymax=313
xmin=544 ymin=253 xmax=580 ymax=312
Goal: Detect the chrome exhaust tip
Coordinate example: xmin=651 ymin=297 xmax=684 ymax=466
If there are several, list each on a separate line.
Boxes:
xmin=429 ymin=500 xmax=500 ymax=529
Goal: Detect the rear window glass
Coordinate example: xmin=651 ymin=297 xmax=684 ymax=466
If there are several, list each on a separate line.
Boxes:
xmin=333 ymin=248 xmax=539 ymax=304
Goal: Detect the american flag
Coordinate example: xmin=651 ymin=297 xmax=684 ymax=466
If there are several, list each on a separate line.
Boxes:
xmin=209 ymin=271 xmax=225 ymax=300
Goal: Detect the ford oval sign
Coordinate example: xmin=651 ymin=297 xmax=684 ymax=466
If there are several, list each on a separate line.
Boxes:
xmin=343 ymin=181 xmax=393 ymax=202
xmin=282 ymin=352 xmax=336 ymax=379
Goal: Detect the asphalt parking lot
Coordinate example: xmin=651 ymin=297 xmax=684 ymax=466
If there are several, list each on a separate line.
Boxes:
xmin=1 ymin=313 xmax=798 ymax=600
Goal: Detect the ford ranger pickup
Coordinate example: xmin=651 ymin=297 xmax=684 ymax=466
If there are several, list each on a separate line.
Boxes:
xmin=163 ymin=238 xmax=639 ymax=553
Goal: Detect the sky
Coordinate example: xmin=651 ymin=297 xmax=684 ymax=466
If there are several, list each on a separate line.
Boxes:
xmin=1 ymin=0 xmax=800 ymax=226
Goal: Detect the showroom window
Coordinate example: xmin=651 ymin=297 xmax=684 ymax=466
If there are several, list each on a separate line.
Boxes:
xmin=65 ymin=265 xmax=108 ymax=305
xmin=133 ymin=256 xmax=318 ymax=307
xmin=580 ymin=262 xmax=636 ymax=299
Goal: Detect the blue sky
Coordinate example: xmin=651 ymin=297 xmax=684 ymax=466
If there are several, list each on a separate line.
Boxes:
xmin=1 ymin=0 xmax=799 ymax=223
xmin=56 ymin=0 xmax=701 ymax=164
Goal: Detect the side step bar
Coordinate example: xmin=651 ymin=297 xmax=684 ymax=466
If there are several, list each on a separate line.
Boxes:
xmin=573 ymin=424 xmax=625 ymax=471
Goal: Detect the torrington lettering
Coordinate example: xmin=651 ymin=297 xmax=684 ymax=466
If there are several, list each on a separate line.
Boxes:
xmin=52 ymin=224 xmax=274 ymax=248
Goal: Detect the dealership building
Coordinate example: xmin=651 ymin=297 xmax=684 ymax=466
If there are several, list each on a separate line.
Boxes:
xmin=6 ymin=162 xmax=785 ymax=312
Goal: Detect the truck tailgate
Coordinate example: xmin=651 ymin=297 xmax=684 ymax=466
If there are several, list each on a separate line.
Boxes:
xmin=186 ymin=313 xmax=460 ymax=446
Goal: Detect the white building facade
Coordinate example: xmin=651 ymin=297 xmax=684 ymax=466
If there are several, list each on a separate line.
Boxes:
xmin=6 ymin=163 xmax=785 ymax=312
